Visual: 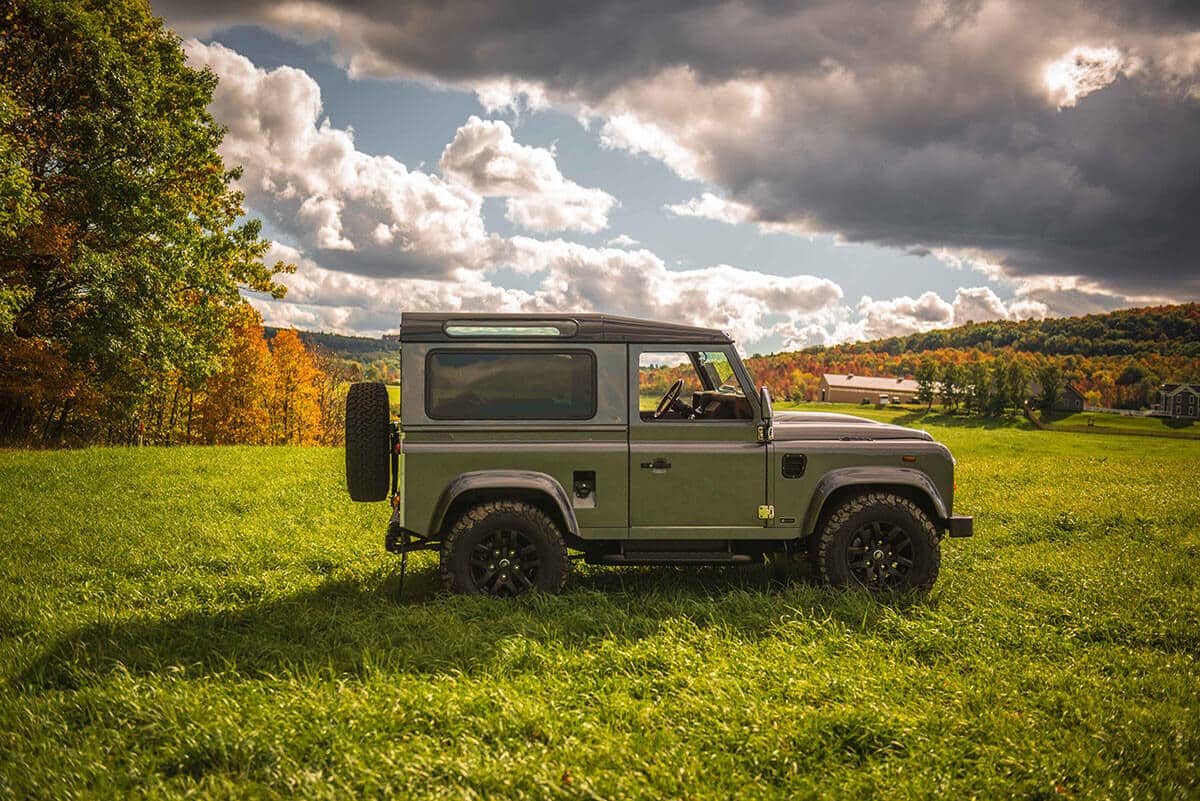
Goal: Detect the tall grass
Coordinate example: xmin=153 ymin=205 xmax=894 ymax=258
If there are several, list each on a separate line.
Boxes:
xmin=1 ymin=423 xmax=1197 ymax=799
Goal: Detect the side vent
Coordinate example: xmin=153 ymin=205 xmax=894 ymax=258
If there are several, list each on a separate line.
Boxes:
xmin=782 ymin=453 xmax=807 ymax=479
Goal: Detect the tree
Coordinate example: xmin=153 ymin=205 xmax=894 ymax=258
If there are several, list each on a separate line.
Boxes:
xmin=1036 ymin=363 xmax=1063 ymax=411
xmin=966 ymin=362 xmax=990 ymax=415
xmin=1005 ymin=360 xmax=1028 ymax=415
xmin=196 ymin=309 xmax=273 ymax=445
xmin=940 ymin=363 xmax=962 ymax=411
xmin=986 ymin=359 xmax=1009 ymax=417
xmin=0 ymin=0 xmax=291 ymax=443
xmin=915 ymin=361 xmax=937 ymax=409
xmin=269 ymin=328 xmax=322 ymax=445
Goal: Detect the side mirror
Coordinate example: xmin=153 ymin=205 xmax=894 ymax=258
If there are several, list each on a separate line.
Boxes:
xmin=758 ymin=386 xmax=773 ymax=442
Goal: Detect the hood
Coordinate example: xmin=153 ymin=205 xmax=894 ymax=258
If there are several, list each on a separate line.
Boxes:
xmin=770 ymin=410 xmax=932 ymax=442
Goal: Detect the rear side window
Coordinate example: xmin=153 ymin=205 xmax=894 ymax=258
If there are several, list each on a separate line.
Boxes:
xmin=426 ymin=350 xmax=596 ymax=420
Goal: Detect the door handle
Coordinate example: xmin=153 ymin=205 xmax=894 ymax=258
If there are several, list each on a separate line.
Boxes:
xmin=640 ymin=458 xmax=671 ymax=471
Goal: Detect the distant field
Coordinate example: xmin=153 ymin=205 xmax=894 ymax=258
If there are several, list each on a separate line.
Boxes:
xmin=1041 ymin=409 xmax=1198 ymax=437
xmin=1 ymin=421 xmax=1198 ymax=799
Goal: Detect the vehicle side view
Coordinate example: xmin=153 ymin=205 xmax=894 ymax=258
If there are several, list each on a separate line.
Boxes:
xmin=345 ymin=313 xmax=972 ymax=596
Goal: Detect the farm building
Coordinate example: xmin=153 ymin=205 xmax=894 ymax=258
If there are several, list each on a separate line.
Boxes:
xmin=1057 ymin=383 xmax=1086 ymax=411
xmin=1157 ymin=383 xmax=1200 ymax=419
xmin=819 ymin=374 xmax=919 ymax=405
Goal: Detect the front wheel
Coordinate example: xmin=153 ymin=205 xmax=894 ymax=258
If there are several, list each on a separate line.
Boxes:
xmin=815 ymin=492 xmax=940 ymax=592
xmin=440 ymin=500 xmax=570 ymax=596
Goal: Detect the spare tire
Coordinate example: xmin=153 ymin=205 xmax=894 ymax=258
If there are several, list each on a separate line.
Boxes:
xmin=345 ymin=382 xmax=391 ymax=502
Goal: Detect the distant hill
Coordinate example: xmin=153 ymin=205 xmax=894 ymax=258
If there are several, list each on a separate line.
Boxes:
xmin=805 ymin=303 xmax=1200 ymax=359
xmin=751 ymin=303 xmax=1200 ymax=409
xmin=264 ymin=327 xmax=400 ymax=382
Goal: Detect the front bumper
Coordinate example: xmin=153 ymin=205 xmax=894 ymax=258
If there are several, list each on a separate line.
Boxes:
xmin=945 ymin=515 xmax=973 ymax=538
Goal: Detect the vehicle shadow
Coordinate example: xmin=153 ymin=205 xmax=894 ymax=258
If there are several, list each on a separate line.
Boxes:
xmin=15 ymin=563 xmax=928 ymax=692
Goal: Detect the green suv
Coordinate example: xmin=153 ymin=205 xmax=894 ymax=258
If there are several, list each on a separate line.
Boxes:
xmin=345 ymin=313 xmax=971 ymax=596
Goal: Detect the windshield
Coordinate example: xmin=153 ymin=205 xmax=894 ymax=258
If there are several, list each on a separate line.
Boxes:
xmin=698 ymin=351 xmax=742 ymax=393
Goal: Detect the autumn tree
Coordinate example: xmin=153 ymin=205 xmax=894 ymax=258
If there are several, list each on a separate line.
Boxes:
xmin=269 ymin=328 xmax=321 ymax=445
xmin=196 ymin=309 xmax=273 ymax=445
xmin=0 ymin=0 xmax=291 ymax=444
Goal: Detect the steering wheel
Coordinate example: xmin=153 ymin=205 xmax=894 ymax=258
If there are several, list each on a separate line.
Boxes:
xmin=654 ymin=378 xmax=686 ymax=419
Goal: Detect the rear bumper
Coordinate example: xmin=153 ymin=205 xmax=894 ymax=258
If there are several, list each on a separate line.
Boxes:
xmin=945 ymin=515 xmax=973 ymax=538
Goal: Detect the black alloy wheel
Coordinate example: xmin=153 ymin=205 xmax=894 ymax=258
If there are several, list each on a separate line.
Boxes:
xmin=814 ymin=491 xmax=940 ymax=592
xmin=440 ymin=500 xmax=570 ymax=596
xmin=846 ymin=520 xmax=915 ymax=590
xmin=469 ymin=527 xmax=540 ymax=596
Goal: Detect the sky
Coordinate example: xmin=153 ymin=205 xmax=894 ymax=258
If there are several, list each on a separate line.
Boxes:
xmin=154 ymin=0 xmax=1200 ymax=353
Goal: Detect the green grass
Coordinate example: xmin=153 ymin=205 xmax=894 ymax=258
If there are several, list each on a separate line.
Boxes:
xmin=1040 ymin=409 xmax=1199 ymax=438
xmin=1 ymin=425 xmax=1198 ymax=799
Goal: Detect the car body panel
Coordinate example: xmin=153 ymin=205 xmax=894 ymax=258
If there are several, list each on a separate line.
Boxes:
xmin=388 ymin=313 xmax=966 ymax=547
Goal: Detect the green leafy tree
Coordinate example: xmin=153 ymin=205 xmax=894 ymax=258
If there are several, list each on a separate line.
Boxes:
xmin=940 ymin=363 xmax=962 ymax=411
xmin=966 ymin=362 xmax=990 ymax=415
xmin=915 ymin=360 xmax=937 ymax=409
xmin=1005 ymin=360 xmax=1029 ymax=415
xmin=1036 ymin=363 xmax=1063 ymax=411
xmin=0 ymin=0 xmax=291 ymax=443
xmin=987 ymin=359 xmax=1009 ymax=417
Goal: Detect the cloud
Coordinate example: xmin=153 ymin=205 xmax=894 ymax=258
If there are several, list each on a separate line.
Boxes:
xmin=160 ymin=0 xmax=1200 ymax=300
xmin=1043 ymin=45 xmax=1137 ymax=109
xmin=440 ymin=116 xmax=616 ymax=233
xmin=185 ymin=40 xmax=492 ymax=279
xmin=667 ymin=192 xmax=812 ymax=235
xmin=856 ymin=286 xmax=1051 ymax=339
xmin=253 ymin=239 xmax=847 ymax=346
xmin=606 ymin=234 xmax=639 ymax=247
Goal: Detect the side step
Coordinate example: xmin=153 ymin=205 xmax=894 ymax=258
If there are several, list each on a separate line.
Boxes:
xmin=587 ymin=540 xmax=762 ymax=566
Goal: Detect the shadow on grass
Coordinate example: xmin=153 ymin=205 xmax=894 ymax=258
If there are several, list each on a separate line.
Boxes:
xmin=889 ymin=409 xmax=1028 ymax=430
xmin=17 ymin=564 xmax=926 ymax=691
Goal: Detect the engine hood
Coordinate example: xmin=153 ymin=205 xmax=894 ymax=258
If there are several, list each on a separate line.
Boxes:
xmin=769 ymin=410 xmax=932 ymax=442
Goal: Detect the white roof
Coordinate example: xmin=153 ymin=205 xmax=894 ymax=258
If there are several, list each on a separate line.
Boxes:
xmin=821 ymin=373 xmax=919 ymax=392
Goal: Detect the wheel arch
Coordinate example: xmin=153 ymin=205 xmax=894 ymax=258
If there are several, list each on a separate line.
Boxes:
xmin=803 ymin=467 xmax=948 ymax=535
xmin=430 ymin=470 xmax=580 ymax=543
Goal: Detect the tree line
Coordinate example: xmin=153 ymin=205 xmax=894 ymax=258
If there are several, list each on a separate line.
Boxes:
xmin=1 ymin=0 xmax=298 ymax=445
xmin=749 ymin=344 xmax=1196 ymax=411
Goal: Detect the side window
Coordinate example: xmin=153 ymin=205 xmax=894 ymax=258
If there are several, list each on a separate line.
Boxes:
xmin=638 ymin=350 xmax=753 ymax=421
xmin=639 ymin=352 xmax=703 ymax=420
xmin=426 ymin=350 xmax=596 ymax=420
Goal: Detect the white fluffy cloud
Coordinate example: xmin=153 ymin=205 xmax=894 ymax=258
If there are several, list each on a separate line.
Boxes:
xmin=252 ymin=239 xmax=847 ymax=346
xmin=440 ymin=116 xmax=616 ymax=233
xmin=856 ymin=286 xmax=1050 ymax=339
xmin=186 ymin=40 xmax=492 ymax=279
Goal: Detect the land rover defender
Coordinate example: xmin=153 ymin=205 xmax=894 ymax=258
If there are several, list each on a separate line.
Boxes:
xmin=345 ymin=313 xmax=972 ymax=596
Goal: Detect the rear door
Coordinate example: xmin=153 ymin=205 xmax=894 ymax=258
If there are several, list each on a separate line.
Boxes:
xmin=628 ymin=346 xmax=767 ymax=538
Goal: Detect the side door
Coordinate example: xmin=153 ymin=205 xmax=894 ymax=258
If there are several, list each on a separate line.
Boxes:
xmin=628 ymin=345 xmax=767 ymax=538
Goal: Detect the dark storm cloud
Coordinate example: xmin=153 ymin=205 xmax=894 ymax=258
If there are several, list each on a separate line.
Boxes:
xmin=160 ymin=0 xmax=1200 ymax=297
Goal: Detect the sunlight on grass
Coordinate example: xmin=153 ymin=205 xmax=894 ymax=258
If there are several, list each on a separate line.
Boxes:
xmin=1 ymin=426 xmax=1198 ymax=798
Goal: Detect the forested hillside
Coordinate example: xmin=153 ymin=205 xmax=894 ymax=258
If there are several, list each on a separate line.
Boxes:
xmin=264 ymin=328 xmax=401 ymax=382
xmin=748 ymin=304 xmax=1200 ymax=410
xmin=828 ymin=304 xmax=1200 ymax=358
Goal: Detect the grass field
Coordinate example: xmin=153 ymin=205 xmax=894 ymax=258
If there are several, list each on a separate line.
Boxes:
xmin=1 ymin=417 xmax=1198 ymax=799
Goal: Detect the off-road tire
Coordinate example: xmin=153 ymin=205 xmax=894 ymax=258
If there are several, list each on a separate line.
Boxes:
xmin=440 ymin=500 xmax=570 ymax=596
xmin=345 ymin=382 xmax=391 ymax=502
xmin=816 ymin=492 xmax=940 ymax=592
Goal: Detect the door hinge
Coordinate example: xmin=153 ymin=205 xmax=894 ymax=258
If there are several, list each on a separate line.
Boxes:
xmin=757 ymin=505 xmax=775 ymax=520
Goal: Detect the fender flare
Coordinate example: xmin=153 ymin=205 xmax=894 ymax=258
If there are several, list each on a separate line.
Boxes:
xmin=428 ymin=469 xmax=580 ymax=538
xmin=802 ymin=466 xmax=949 ymax=534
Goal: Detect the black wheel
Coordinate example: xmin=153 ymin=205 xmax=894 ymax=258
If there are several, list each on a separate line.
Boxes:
xmin=345 ymin=382 xmax=391 ymax=502
xmin=815 ymin=492 xmax=940 ymax=592
xmin=440 ymin=500 xmax=570 ymax=596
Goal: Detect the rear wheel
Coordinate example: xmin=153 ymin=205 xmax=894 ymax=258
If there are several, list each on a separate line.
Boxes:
xmin=345 ymin=382 xmax=391 ymax=502
xmin=815 ymin=492 xmax=940 ymax=592
xmin=440 ymin=500 xmax=570 ymax=596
